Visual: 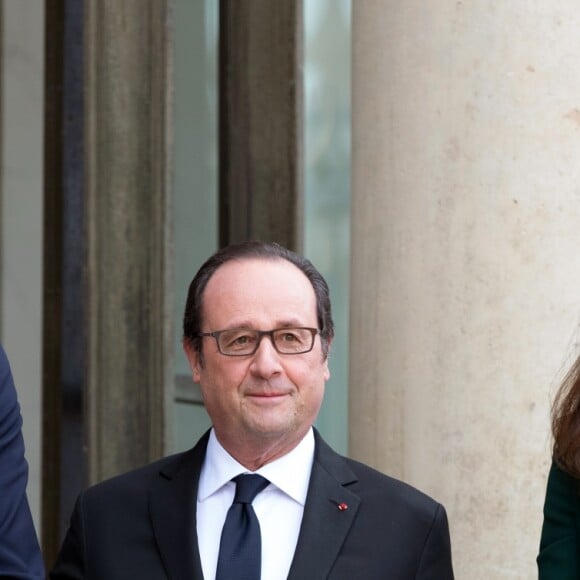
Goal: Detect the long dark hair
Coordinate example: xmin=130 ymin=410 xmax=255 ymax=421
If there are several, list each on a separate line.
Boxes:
xmin=552 ymin=354 xmax=580 ymax=478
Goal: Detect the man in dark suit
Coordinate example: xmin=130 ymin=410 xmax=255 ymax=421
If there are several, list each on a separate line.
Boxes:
xmin=0 ymin=344 xmax=44 ymax=579
xmin=51 ymin=241 xmax=454 ymax=579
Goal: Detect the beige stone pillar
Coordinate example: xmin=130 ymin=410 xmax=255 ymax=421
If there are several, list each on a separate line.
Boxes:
xmin=350 ymin=2 xmax=580 ymax=578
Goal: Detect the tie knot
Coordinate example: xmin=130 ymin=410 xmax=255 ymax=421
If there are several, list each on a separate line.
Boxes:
xmin=232 ymin=474 xmax=269 ymax=504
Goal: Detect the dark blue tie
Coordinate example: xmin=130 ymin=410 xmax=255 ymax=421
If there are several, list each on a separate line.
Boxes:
xmin=215 ymin=474 xmax=270 ymax=580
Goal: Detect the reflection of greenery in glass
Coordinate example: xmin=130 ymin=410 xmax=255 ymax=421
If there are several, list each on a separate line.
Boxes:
xmin=305 ymin=0 xmax=351 ymax=454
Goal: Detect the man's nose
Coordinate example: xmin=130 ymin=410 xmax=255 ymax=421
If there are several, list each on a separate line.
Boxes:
xmin=249 ymin=335 xmax=283 ymax=377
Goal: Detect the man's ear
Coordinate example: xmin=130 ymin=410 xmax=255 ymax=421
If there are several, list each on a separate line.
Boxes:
xmin=323 ymin=337 xmax=332 ymax=380
xmin=183 ymin=340 xmax=202 ymax=384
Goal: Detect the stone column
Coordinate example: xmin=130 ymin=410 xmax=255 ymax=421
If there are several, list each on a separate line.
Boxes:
xmin=84 ymin=0 xmax=172 ymax=484
xmin=219 ymin=0 xmax=303 ymax=250
xmin=350 ymin=2 xmax=580 ymax=578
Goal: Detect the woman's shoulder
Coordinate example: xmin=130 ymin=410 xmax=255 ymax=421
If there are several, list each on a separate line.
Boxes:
xmin=538 ymin=460 xmax=580 ymax=578
xmin=547 ymin=460 xmax=580 ymax=497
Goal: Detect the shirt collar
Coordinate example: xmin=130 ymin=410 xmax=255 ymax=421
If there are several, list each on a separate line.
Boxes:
xmin=198 ymin=427 xmax=315 ymax=506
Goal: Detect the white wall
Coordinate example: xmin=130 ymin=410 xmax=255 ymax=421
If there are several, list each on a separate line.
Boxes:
xmin=1 ymin=0 xmax=45 ymax=531
xmin=351 ymin=2 xmax=580 ymax=578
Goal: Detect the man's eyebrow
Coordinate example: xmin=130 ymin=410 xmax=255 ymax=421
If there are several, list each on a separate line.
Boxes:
xmin=219 ymin=321 xmax=254 ymax=330
xmin=274 ymin=319 xmax=308 ymax=328
xmin=221 ymin=319 xmax=308 ymax=330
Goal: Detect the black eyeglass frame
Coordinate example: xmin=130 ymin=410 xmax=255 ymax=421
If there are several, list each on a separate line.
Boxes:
xmin=197 ymin=327 xmax=320 ymax=356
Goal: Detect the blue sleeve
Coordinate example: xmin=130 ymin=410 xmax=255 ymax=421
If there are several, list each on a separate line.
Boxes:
xmin=0 ymin=345 xmax=45 ymax=579
xmin=537 ymin=461 xmax=580 ymax=579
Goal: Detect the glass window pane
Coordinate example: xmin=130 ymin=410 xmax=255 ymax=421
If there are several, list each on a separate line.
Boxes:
xmin=172 ymin=0 xmax=351 ymax=455
xmin=172 ymin=0 xmax=219 ymax=452
xmin=304 ymin=0 xmax=351 ymax=454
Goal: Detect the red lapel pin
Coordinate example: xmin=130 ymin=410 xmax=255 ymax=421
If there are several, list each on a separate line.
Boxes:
xmin=337 ymin=502 xmax=348 ymax=511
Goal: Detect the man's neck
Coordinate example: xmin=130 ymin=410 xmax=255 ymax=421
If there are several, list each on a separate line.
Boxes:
xmin=214 ymin=427 xmax=312 ymax=471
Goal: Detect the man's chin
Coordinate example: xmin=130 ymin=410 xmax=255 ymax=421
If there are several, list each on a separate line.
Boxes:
xmin=242 ymin=414 xmax=298 ymax=442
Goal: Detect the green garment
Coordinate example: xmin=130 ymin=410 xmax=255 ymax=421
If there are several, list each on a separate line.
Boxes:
xmin=538 ymin=461 xmax=580 ymax=579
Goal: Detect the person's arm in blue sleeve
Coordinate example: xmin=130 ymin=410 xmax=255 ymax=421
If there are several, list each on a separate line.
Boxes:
xmin=0 ymin=344 xmax=45 ymax=579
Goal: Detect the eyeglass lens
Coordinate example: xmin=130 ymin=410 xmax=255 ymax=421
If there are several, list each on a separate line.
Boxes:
xmin=218 ymin=328 xmax=315 ymax=355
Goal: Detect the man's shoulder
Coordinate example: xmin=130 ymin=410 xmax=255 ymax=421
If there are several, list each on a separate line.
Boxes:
xmin=314 ymin=430 xmax=443 ymax=515
xmin=84 ymin=430 xmax=210 ymax=500
xmin=82 ymin=451 xmax=188 ymax=499
xmin=344 ymin=455 xmax=443 ymax=513
xmin=336 ymin=456 xmax=450 ymax=543
xmin=80 ymin=432 xmax=211 ymax=513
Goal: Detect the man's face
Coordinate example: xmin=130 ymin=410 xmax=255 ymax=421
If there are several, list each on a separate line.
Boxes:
xmin=184 ymin=258 xmax=330 ymax=458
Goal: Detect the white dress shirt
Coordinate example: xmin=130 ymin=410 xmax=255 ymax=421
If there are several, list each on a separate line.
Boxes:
xmin=196 ymin=428 xmax=315 ymax=580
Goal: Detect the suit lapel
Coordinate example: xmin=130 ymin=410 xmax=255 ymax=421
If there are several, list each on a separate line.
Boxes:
xmin=148 ymin=432 xmax=210 ymax=580
xmin=287 ymin=431 xmax=360 ymax=580
xmin=147 ymin=430 xmax=358 ymax=580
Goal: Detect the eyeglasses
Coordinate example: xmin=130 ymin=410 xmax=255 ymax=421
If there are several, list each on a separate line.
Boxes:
xmin=198 ymin=327 xmax=320 ymax=356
